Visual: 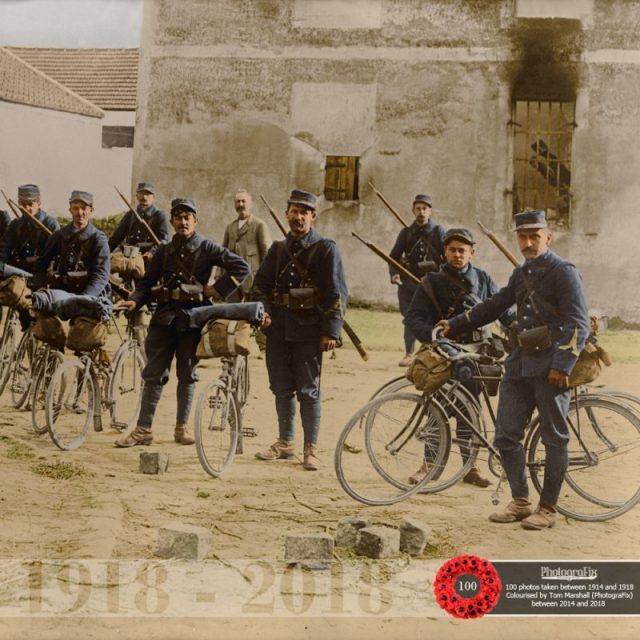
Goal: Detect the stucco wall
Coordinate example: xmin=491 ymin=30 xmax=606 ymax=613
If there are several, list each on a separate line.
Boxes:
xmin=134 ymin=0 xmax=640 ymax=320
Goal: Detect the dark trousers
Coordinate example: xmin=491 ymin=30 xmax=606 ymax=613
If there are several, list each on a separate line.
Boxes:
xmin=398 ymin=284 xmax=417 ymax=354
xmin=265 ymin=336 xmax=322 ymax=445
xmin=495 ymin=376 xmax=570 ymax=506
xmin=137 ymin=321 xmax=200 ymax=428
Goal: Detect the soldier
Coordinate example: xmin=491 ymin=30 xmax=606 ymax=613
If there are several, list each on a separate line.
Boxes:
xmin=404 ymin=228 xmax=516 ymax=488
xmin=219 ymin=189 xmax=271 ymax=299
xmin=252 ymin=189 xmax=347 ymax=471
xmin=114 ymin=198 xmax=250 ymax=448
xmin=0 ymin=208 xmax=12 ymax=238
xmin=32 ymin=190 xmax=111 ymax=320
xmin=389 ymin=194 xmax=446 ymax=366
xmin=440 ymin=210 xmax=590 ymax=530
xmin=109 ymin=181 xmax=170 ymax=258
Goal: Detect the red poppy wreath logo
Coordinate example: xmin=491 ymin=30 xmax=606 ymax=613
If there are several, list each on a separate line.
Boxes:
xmin=434 ymin=555 xmax=502 ymax=619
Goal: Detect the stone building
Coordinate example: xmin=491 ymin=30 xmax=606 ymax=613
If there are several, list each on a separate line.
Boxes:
xmin=134 ymin=0 xmax=640 ymax=319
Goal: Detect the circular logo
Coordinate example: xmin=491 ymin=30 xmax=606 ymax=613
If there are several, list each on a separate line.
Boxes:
xmin=433 ymin=555 xmax=502 ymax=619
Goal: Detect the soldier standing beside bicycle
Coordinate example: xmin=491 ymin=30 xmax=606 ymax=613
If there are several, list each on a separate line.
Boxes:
xmin=389 ymin=194 xmax=446 ymax=367
xmin=114 ymin=198 xmax=250 ymax=448
xmin=440 ymin=210 xmax=590 ymax=530
xmin=404 ymin=227 xmax=516 ymax=488
xmin=252 ymin=189 xmax=347 ymax=471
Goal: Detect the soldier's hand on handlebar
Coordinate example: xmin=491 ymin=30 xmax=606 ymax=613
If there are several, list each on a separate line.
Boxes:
xmin=436 ymin=319 xmax=451 ymax=337
xmin=260 ymin=312 xmax=272 ymax=329
xmin=320 ymin=336 xmax=337 ymax=352
xmin=117 ymin=300 xmax=137 ymax=313
xmin=548 ymin=368 xmax=570 ymax=389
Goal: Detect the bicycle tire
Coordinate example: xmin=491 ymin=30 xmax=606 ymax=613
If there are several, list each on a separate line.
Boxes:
xmin=194 ymin=379 xmax=239 ymax=477
xmin=527 ymin=395 xmax=640 ymax=521
xmin=0 ymin=312 xmax=17 ymax=395
xmin=46 ymin=358 xmax=95 ymax=451
xmin=232 ymin=355 xmax=249 ymax=454
xmin=10 ymin=328 xmax=38 ymax=408
xmin=108 ymin=342 xmax=144 ymax=430
xmin=334 ymin=392 xmax=450 ymax=506
xmin=31 ymin=348 xmax=64 ymax=435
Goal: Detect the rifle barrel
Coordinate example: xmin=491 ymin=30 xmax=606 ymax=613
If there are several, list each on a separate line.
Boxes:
xmin=114 ymin=186 xmax=161 ymax=246
xmin=368 ymin=182 xmax=408 ymax=228
xmin=476 ymin=220 xmax=520 ymax=267
xmin=351 ymin=232 xmax=420 ymax=285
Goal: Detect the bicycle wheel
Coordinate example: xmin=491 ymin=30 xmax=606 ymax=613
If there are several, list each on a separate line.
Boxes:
xmin=109 ymin=342 xmax=144 ymax=431
xmin=46 ymin=358 xmax=95 ymax=451
xmin=527 ymin=395 xmax=640 ymax=521
xmin=194 ymin=379 xmax=239 ymax=477
xmin=335 ymin=392 xmax=450 ymax=506
xmin=31 ymin=348 xmax=64 ymax=435
xmin=232 ymin=355 xmax=249 ymax=454
xmin=0 ymin=312 xmax=17 ymax=395
xmin=367 ymin=375 xmax=409 ymax=401
xmin=10 ymin=328 xmax=38 ymax=408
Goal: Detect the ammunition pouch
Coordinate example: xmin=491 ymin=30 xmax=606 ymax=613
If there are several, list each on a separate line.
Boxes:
xmin=415 ymin=260 xmax=437 ymax=277
xmin=151 ymin=283 xmax=203 ymax=303
xmin=47 ymin=271 xmax=88 ymax=293
xmin=271 ymin=287 xmax=317 ymax=311
xmin=517 ymin=325 xmax=553 ymax=354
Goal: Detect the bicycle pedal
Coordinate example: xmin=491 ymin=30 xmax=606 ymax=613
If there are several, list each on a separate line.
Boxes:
xmin=241 ymin=426 xmax=258 ymax=438
xmin=111 ymin=421 xmax=128 ymax=433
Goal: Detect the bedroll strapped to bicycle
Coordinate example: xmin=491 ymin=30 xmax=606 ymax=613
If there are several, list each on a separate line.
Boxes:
xmin=405 ymin=343 xmax=452 ymax=394
xmin=66 ymin=316 xmax=109 ymax=352
xmin=0 ymin=275 xmax=31 ymax=309
xmin=32 ymin=314 xmax=66 ymax=350
xmin=196 ymin=318 xmax=251 ymax=359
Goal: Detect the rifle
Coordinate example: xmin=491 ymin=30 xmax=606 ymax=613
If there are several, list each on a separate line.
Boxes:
xmin=476 ymin=220 xmax=520 ymax=268
xmin=114 ymin=186 xmax=161 ymax=246
xmin=1 ymin=190 xmax=20 ymax=218
xmin=351 ymin=232 xmax=421 ymax=286
xmin=259 ymin=195 xmax=369 ymax=361
xmin=368 ymin=182 xmax=408 ymax=228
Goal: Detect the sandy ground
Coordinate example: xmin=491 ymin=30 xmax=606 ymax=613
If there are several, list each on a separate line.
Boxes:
xmin=0 ymin=335 xmax=639 ymax=639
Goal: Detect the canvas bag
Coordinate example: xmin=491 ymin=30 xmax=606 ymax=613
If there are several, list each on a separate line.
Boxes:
xmin=0 ymin=275 xmax=31 ymax=309
xmin=405 ymin=343 xmax=452 ymax=394
xmin=196 ymin=318 xmax=251 ymax=359
xmin=111 ymin=248 xmax=145 ymax=280
xmin=66 ymin=316 xmax=109 ymax=352
xmin=33 ymin=314 xmax=66 ymax=350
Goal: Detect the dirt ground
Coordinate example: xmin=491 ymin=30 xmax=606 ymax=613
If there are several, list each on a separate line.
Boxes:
xmin=0 ymin=338 xmax=639 ymax=639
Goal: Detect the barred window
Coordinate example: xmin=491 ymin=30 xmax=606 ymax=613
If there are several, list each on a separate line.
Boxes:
xmin=102 ymin=125 xmax=135 ymax=149
xmin=512 ymin=100 xmax=575 ymax=228
xmin=324 ymin=155 xmax=359 ymax=202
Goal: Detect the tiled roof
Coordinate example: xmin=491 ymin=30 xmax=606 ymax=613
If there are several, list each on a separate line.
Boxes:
xmin=7 ymin=47 xmax=138 ymax=111
xmin=0 ymin=47 xmax=103 ymax=118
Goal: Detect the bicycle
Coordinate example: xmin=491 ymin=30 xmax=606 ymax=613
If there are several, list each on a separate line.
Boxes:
xmin=194 ymin=352 xmax=254 ymax=478
xmin=43 ymin=310 xmax=146 ymax=450
xmin=0 ymin=305 xmax=20 ymax=396
xmin=10 ymin=323 xmax=39 ymax=408
xmin=335 ymin=333 xmax=640 ymax=522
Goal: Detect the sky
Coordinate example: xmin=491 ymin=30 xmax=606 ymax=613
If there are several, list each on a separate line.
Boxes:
xmin=0 ymin=0 xmax=143 ymax=48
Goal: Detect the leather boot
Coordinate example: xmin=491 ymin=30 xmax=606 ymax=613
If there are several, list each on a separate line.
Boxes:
xmin=303 ymin=443 xmax=319 ymax=471
xmin=255 ymin=439 xmax=294 ymax=460
xmin=114 ymin=425 xmax=153 ymax=448
xmin=174 ymin=424 xmax=195 ymax=445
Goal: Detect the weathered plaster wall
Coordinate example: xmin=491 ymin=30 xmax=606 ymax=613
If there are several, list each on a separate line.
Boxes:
xmin=135 ymin=0 xmax=640 ymax=320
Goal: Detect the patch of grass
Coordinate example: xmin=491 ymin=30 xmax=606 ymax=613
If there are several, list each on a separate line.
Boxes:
xmin=196 ymin=491 xmax=210 ymax=499
xmin=342 ymin=307 xmax=405 ymax=352
xmin=6 ymin=441 xmax=35 ymax=460
xmin=598 ymin=330 xmax=640 ymax=364
xmin=31 ymin=459 xmax=88 ymax=480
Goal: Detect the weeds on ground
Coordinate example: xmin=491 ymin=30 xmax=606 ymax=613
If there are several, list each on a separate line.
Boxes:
xmin=31 ymin=459 xmax=89 ymax=480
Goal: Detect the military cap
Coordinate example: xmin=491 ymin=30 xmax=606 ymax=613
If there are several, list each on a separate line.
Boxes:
xmin=413 ymin=194 xmax=433 ymax=207
xmin=69 ymin=190 xmax=93 ymax=206
xmin=171 ymin=198 xmax=197 ymax=215
xmin=444 ymin=227 xmax=475 ymax=246
xmin=287 ymin=189 xmax=317 ymax=211
xmin=513 ymin=209 xmax=548 ymax=231
xmin=18 ymin=184 xmax=40 ymax=200
xmin=136 ymin=181 xmax=155 ymax=194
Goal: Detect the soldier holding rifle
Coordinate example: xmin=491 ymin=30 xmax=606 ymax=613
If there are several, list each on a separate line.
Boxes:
xmin=252 ymin=189 xmax=347 ymax=471
xmin=388 ymin=194 xmax=446 ymax=367
xmin=439 ymin=210 xmax=590 ymax=530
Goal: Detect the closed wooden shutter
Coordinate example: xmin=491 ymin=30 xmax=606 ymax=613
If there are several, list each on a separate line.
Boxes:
xmin=324 ymin=156 xmax=359 ymax=201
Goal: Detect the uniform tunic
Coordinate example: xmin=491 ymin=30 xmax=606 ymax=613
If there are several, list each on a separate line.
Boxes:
xmin=108 ymin=204 xmax=170 ymax=253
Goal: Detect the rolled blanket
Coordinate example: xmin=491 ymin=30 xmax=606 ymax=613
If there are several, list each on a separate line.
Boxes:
xmin=31 ymin=288 xmax=113 ymax=321
xmin=177 ymin=302 xmax=264 ymax=331
xmin=0 ymin=262 xmax=32 ymax=280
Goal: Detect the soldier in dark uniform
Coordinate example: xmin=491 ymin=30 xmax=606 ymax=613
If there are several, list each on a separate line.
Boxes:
xmin=252 ymin=189 xmax=347 ymax=471
xmin=389 ymin=194 xmax=446 ymax=366
xmin=0 ymin=185 xmax=60 ymax=326
xmin=441 ymin=210 xmax=590 ymax=530
xmin=32 ymin=190 xmax=111 ymax=320
xmin=109 ymin=181 xmax=170 ymax=257
xmin=0 ymin=209 xmax=12 ymax=237
xmin=404 ymin=228 xmax=516 ymax=488
xmin=114 ymin=198 xmax=249 ymax=447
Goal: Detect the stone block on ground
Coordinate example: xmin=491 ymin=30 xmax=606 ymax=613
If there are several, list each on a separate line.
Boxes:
xmin=399 ymin=518 xmax=432 ymax=556
xmin=156 ymin=523 xmax=210 ymax=560
xmin=355 ymin=526 xmax=400 ymax=559
xmin=335 ymin=516 xmax=369 ymax=550
xmin=285 ymin=533 xmax=334 ymax=569
xmin=139 ymin=451 xmax=169 ymax=475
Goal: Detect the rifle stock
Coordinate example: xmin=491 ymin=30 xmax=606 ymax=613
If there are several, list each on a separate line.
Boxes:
xmin=259 ymin=195 xmax=368 ymax=361
xmin=351 ymin=231 xmax=420 ymax=286
xmin=114 ymin=186 xmax=161 ymax=246
xmin=368 ymin=182 xmax=408 ymax=228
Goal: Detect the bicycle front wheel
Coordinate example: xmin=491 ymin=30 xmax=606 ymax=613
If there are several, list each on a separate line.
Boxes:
xmin=31 ymin=349 xmax=64 ymax=435
xmin=10 ymin=328 xmax=38 ymax=408
xmin=194 ymin=379 xmax=239 ymax=477
xmin=335 ymin=392 xmax=450 ymax=506
xmin=109 ymin=342 xmax=144 ymax=430
xmin=527 ymin=395 xmax=640 ymax=521
xmin=46 ymin=359 xmax=95 ymax=451
xmin=0 ymin=312 xmax=17 ymax=395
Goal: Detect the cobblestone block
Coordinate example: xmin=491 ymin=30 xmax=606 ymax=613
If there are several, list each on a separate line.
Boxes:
xmin=399 ymin=518 xmax=432 ymax=556
xmin=285 ymin=533 xmax=334 ymax=569
xmin=355 ymin=526 xmax=400 ymax=559
xmin=156 ymin=523 xmax=210 ymax=560
xmin=335 ymin=516 xmax=369 ymax=550
xmin=139 ymin=451 xmax=169 ymax=475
